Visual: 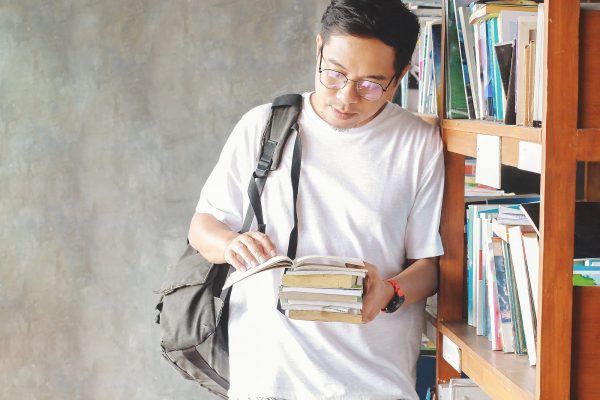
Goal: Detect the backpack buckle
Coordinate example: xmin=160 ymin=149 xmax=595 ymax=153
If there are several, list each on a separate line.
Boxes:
xmin=254 ymin=139 xmax=277 ymax=178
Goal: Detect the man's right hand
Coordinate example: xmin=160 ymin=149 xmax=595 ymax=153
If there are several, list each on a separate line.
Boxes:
xmin=189 ymin=213 xmax=278 ymax=268
xmin=223 ymin=231 xmax=278 ymax=272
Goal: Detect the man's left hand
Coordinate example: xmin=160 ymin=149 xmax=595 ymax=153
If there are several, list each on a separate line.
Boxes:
xmin=361 ymin=262 xmax=394 ymax=323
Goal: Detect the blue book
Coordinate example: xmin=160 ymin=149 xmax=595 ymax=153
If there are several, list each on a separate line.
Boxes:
xmin=489 ymin=18 xmax=504 ymax=121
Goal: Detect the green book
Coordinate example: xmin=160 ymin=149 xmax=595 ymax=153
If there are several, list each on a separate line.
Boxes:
xmin=445 ymin=0 xmax=469 ymax=119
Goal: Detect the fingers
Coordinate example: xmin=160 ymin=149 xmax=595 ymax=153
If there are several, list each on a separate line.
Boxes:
xmin=361 ymin=291 xmax=380 ymax=323
xmin=224 ymin=249 xmax=246 ymax=271
xmin=360 ymin=262 xmax=389 ymax=323
xmin=247 ymin=232 xmax=277 ymax=258
xmin=224 ymin=231 xmax=278 ymax=271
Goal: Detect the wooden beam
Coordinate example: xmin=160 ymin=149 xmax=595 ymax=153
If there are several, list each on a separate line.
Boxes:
xmin=537 ymin=2 xmax=579 ymax=398
xmin=436 ymin=147 xmax=464 ymax=386
xmin=442 ymin=119 xmax=541 ymax=142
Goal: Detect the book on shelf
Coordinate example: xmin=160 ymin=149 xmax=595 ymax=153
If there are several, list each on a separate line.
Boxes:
xmin=492 ymin=236 xmax=515 ymax=353
xmin=490 ymin=216 xmax=536 ymax=242
xmin=454 ymin=0 xmax=476 ymax=119
xmin=523 ymin=39 xmax=536 ymax=126
xmin=417 ymin=19 xmax=442 ymax=115
xmin=222 ymin=254 xmax=364 ymax=289
xmin=469 ymin=2 xmax=539 ymax=25
xmin=465 ymin=157 xmax=504 ymax=196
xmin=458 ymin=6 xmax=481 ymax=119
xmin=494 ymin=40 xmax=518 ymax=124
xmin=497 ymin=204 xmax=532 ymax=225
xmin=502 ymin=239 xmax=528 ymax=355
xmin=516 ymin=15 xmax=537 ymax=125
xmin=445 ymin=0 xmax=469 ymax=118
xmin=507 ymin=224 xmax=537 ymax=365
xmin=488 ymin=17 xmax=504 ymax=121
xmin=484 ymin=229 xmax=503 ymax=350
xmin=531 ymin=4 xmax=544 ymax=127
xmin=432 ymin=21 xmax=444 ymax=114
xmin=497 ymin=9 xmax=536 ymax=124
xmin=521 ymin=231 xmax=540 ymax=316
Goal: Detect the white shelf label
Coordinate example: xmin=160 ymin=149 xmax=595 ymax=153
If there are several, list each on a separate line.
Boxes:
xmin=475 ymin=134 xmax=501 ymax=189
xmin=518 ymin=141 xmax=542 ymax=173
xmin=442 ymin=334 xmax=462 ymax=373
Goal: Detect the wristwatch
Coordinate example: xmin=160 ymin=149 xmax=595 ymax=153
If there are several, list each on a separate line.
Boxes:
xmin=382 ymin=279 xmax=405 ymax=313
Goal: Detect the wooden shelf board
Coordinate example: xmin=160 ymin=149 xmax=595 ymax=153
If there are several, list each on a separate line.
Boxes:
xmin=443 ymin=130 xmax=523 ymax=168
xmin=577 ymin=128 xmax=600 ymax=161
xmin=442 ymin=119 xmax=541 ymax=142
xmin=439 ymin=321 xmax=536 ymax=400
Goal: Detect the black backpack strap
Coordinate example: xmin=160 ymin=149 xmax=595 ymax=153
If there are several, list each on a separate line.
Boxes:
xmin=286 ymin=125 xmax=301 ymax=259
xmin=243 ymin=94 xmax=303 ymax=238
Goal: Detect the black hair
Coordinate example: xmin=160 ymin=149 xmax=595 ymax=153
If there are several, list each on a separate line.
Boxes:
xmin=320 ymin=0 xmax=419 ymax=79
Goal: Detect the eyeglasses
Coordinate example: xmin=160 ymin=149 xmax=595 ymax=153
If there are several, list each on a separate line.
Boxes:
xmin=318 ymin=50 xmax=396 ymax=101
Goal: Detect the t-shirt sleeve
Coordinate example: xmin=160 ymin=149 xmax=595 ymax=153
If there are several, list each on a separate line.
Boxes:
xmin=195 ymin=105 xmax=270 ymax=232
xmin=404 ymin=126 xmax=445 ymax=260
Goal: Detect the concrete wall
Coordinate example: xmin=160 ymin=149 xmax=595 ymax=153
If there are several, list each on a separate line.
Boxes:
xmin=0 ymin=1 xmax=328 ymax=398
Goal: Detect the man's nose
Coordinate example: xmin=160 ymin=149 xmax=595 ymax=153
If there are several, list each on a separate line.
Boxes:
xmin=336 ymin=80 xmax=360 ymax=105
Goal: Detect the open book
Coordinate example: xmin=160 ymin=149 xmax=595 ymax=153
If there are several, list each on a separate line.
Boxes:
xmin=222 ymin=255 xmax=365 ymax=290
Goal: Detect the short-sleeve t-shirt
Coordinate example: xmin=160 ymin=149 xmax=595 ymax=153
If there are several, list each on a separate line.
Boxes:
xmin=197 ymin=92 xmax=444 ymax=400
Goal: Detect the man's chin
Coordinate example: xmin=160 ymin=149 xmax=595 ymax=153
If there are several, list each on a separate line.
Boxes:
xmin=325 ymin=110 xmax=360 ymax=129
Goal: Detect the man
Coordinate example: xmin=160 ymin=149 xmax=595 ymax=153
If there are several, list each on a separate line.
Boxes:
xmin=188 ymin=0 xmax=444 ymax=398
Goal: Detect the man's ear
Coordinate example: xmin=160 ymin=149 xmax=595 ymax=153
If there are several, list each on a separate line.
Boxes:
xmin=315 ymin=33 xmax=323 ymax=61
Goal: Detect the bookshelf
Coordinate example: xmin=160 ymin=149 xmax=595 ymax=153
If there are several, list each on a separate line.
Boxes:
xmin=435 ymin=1 xmax=600 ymax=400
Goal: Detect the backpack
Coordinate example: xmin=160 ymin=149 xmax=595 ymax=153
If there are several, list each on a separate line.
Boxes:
xmin=155 ymin=94 xmax=303 ymax=398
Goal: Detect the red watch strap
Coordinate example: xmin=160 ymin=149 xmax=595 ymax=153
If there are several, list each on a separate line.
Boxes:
xmin=387 ymin=279 xmax=405 ymax=297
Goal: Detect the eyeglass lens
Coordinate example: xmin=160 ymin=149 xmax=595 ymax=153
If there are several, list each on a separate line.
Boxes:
xmin=320 ymin=69 xmax=384 ymax=101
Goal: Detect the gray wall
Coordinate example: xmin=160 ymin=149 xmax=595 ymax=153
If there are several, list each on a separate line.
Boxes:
xmin=0 ymin=1 xmax=328 ymax=399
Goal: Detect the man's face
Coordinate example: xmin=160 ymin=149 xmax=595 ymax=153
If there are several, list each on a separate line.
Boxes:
xmin=311 ymin=34 xmax=402 ymax=129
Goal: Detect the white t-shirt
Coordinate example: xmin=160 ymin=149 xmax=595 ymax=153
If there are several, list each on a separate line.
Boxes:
xmin=197 ymin=92 xmax=444 ymax=400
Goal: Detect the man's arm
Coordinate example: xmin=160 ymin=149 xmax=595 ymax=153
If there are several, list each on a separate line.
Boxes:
xmin=188 ymin=212 xmax=277 ymax=271
xmin=361 ymin=257 xmax=438 ymax=322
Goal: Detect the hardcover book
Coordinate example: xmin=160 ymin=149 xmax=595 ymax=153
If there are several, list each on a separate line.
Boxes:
xmin=222 ymin=255 xmax=364 ymax=289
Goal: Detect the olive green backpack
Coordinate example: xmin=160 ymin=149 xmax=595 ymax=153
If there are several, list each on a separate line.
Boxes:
xmin=155 ymin=94 xmax=303 ymax=398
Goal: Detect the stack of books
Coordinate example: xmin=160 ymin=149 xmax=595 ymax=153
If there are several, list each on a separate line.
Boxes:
xmin=221 ymin=254 xmax=367 ymax=324
xmin=279 ymin=256 xmax=367 ymax=324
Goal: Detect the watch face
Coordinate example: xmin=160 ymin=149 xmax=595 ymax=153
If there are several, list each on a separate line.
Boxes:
xmin=384 ymin=293 xmax=405 ymax=313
